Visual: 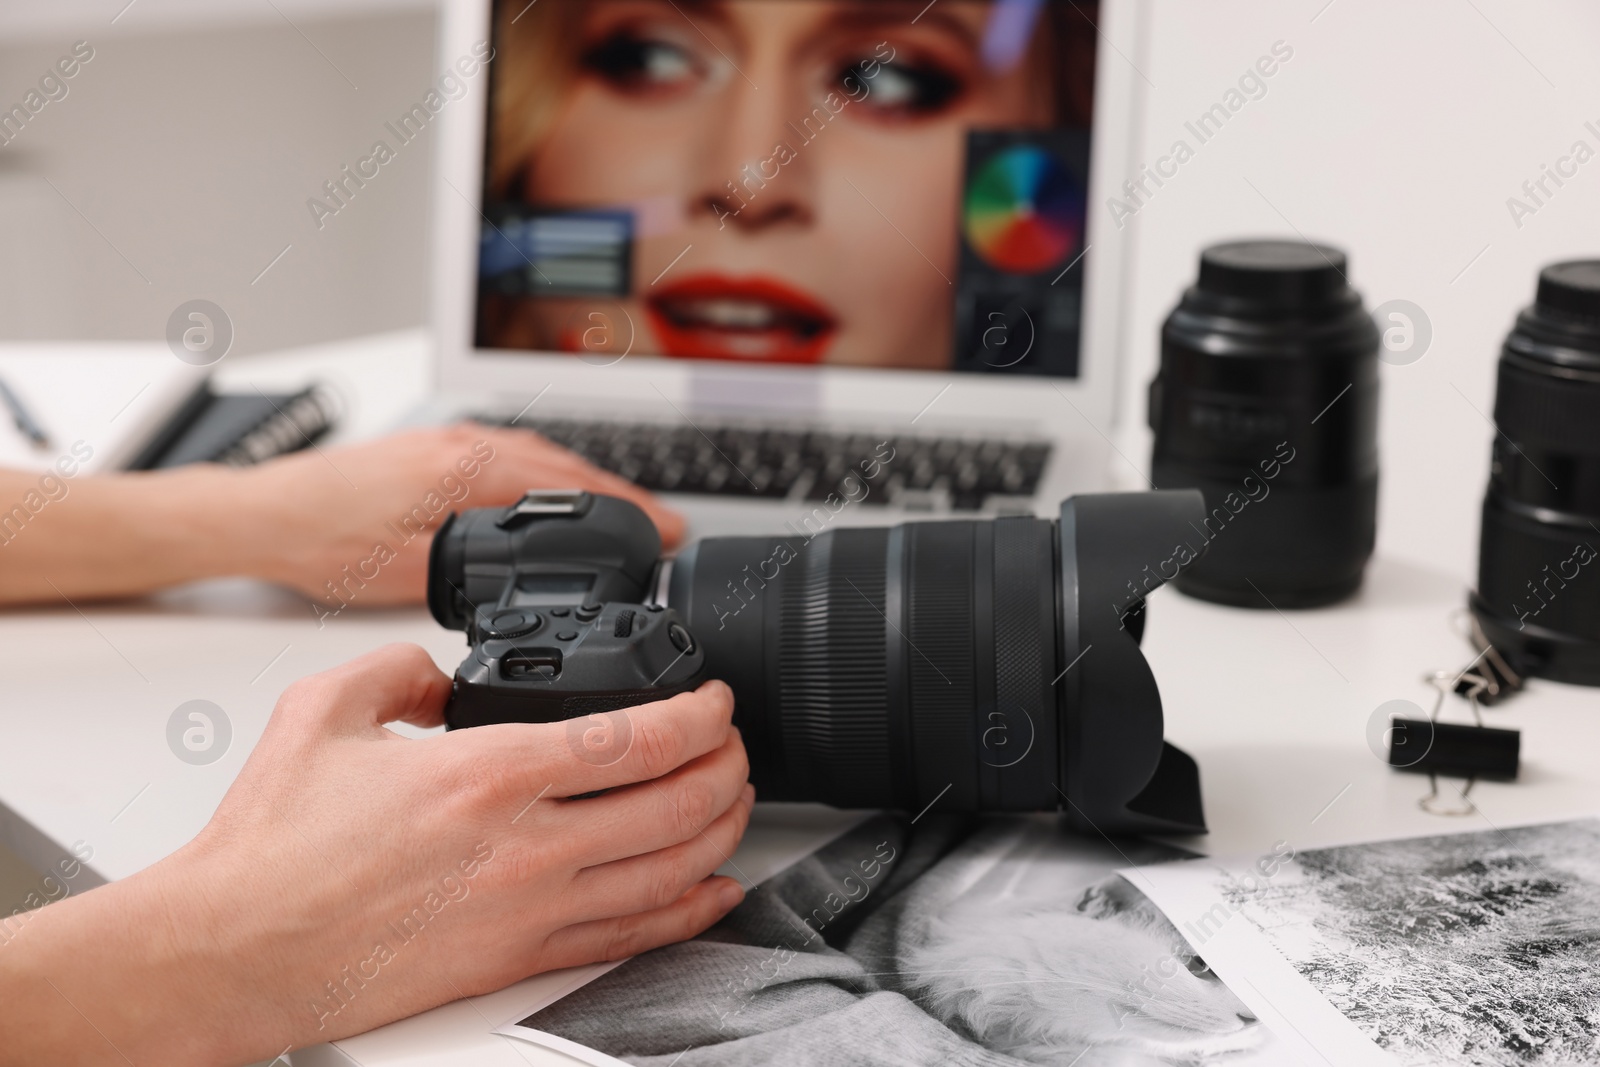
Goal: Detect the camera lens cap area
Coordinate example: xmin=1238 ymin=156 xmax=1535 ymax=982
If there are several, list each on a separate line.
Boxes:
xmin=482 ymin=609 xmax=541 ymax=639
xmin=1536 ymin=260 xmax=1600 ymax=321
xmin=1197 ymin=239 xmax=1349 ymax=310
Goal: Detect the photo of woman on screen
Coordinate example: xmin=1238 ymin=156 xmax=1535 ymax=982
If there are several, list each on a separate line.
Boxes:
xmin=477 ymin=0 xmax=1095 ymax=368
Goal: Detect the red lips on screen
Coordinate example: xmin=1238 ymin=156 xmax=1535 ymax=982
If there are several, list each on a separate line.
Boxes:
xmin=643 ymin=274 xmax=840 ymax=364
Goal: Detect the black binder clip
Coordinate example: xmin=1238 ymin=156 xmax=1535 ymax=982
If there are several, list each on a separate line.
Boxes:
xmin=1389 ymin=616 xmax=1522 ymax=816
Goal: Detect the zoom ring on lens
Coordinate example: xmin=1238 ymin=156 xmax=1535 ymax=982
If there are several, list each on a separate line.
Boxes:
xmin=776 ymin=528 xmax=893 ymax=808
xmin=904 ymin=523 xmax=980 ymax=811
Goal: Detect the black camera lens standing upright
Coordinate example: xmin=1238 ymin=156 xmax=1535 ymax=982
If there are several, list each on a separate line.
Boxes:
xmin=1149 ymin=239 xmax=1380 ymax=607
xmin=1472 ymin=260 xmax=1600 ymax=685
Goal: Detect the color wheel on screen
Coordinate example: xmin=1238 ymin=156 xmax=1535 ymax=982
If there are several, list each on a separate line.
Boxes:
xmin=963 ymin=145 xmax=1084 ymax=275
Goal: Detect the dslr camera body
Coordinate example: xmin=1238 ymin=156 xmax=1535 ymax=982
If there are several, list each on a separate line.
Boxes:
xmin=428 ymin=491 xmax=704 ymax=727
xmin=431 ymin=488 xmax=1210 ymax=835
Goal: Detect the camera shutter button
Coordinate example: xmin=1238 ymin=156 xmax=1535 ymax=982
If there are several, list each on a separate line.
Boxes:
xmin=486 ymin=610 xmax=539 ymax=639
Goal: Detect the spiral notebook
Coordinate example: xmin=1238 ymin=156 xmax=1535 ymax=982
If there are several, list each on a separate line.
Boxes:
xmin=125 ymin=381 xmax=338 ymax=469
xmin=0 ymin=343 xmax=337 ymax=473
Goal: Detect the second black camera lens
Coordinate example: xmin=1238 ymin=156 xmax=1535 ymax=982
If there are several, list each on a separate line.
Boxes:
xmin=1149 ymin=239 xmax=1380 ymax=607
xmin=1473 ymin=260 xmax=1600 ymax=685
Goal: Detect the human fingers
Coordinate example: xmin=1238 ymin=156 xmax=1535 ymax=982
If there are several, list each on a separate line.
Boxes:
xmin=276 ymin=643 xmax=452 ymax=733
xmin=566 ymin=783 xmax=755 ymax=922
xmin=549 ymin=737 xmax=750 ymax=867
xmin=456 ymin=680 xmax=736 ymax=798
xmin=537 ymin=875 xmax=747 ymax=970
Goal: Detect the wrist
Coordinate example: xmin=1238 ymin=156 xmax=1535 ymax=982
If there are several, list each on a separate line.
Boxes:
xmin=204 ymin=456 xmax=341 ymax=591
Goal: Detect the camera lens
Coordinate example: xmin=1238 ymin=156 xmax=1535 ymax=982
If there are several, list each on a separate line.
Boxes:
xmin=669 ymin=520 xmax=1060 ymax=812
xmin=665 ymin=493 xmax=1209 ymax=832
xmin=1149 ymin=239 xmax=1379 ymax=607
xmin=1471 ymin=260 xmax=1600 ymax=684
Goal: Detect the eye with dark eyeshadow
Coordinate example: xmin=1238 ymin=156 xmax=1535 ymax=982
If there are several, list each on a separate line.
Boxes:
xmin=582 ymin=29 xmax=703 ymax=95
xmin=842 ymin=57 xmax=966 ymax=117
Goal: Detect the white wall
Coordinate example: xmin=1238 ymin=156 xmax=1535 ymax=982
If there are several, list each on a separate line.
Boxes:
xmin=0 ymin=2 xmax=436 ymax=356
xmin=1112 ymin=0 xmax=1600 ymax=582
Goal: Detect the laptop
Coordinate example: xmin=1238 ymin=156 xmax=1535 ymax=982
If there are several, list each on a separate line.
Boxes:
xmin=425 ymin=0 xmax=1145 ymax=534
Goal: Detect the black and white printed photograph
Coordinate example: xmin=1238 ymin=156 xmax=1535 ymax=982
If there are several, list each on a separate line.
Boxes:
xmin=1136 ymin=819 xmax=1600 ymax=1067
xmin=506 ymin=814 xmax=1286 ymax=1066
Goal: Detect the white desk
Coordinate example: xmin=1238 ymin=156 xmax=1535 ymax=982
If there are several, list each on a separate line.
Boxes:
xmin=2 ymin=333 xmax=1597 ymax=1066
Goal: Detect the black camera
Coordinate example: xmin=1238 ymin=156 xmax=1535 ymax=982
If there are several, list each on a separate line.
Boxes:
xmin=427 ymin=492 xmax=707 ymax=725
xmin=429 ymin=489 xmax=1210 ymax=835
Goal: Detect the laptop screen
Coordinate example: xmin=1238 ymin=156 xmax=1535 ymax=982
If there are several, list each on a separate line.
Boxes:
xmin=476 ymin=0 xmax=1098 ymax=377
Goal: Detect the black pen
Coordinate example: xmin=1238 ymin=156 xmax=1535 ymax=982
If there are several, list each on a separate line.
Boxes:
xmin=0 ymin=375 xmax=51 ymax=449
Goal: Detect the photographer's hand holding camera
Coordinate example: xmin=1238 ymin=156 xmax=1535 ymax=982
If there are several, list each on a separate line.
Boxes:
xmin=0 ymin=426 xmax=756 ymax=1065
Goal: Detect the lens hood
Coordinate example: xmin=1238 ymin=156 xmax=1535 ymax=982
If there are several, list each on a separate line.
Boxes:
xmin=1058 ymin=491 xmax=1208 ymax=836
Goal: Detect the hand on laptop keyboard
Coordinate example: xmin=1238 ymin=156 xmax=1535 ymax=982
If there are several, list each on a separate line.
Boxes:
xmin=0 ymin=424 xmax=683 ymax=608
xmin=237 ymin=425 xmax=685 ymax=607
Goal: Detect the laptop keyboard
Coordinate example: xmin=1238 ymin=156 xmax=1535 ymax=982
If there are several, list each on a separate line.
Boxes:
xmin=486 ymin=417 xmax=1051 ymax=512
